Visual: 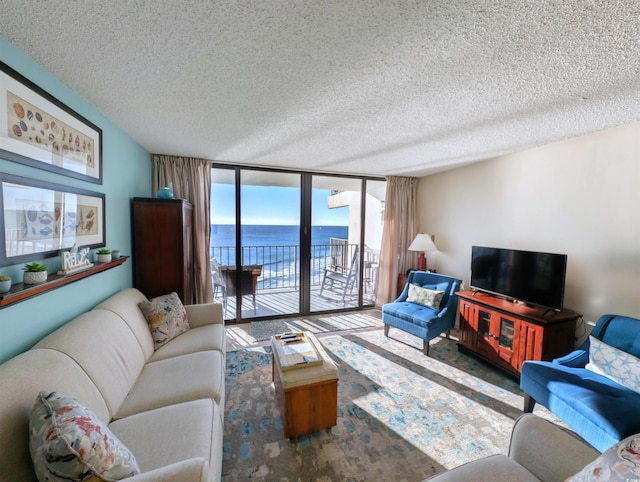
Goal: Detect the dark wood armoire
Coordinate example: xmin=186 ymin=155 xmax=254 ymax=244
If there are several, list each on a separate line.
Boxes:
xmin=132 ymin=198 xmax=193 ymax=303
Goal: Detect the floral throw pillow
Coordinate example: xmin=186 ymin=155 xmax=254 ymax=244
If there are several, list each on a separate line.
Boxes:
xmin=29 ymin=391 xmax=140 ymax=482
xmin=138 ymin=292 xmax=190 ymax=350
xmin=585 ymin=336 xmax=640 ymax=394
xmin=406 ymin=284 xmax=444 ymax=310
xmin=569 ymin=432 xmax=640 ymax=481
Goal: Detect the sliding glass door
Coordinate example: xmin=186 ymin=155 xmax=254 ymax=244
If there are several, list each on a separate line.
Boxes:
xmin=309 ymin=176 xmax=385 ymax=312
xmin=211 ymin=165 xmax=384 ymax=322
xmin=310 ymin=176 xmax=361 ymax=311
xmin=240 ymin=170 xmax=301 ymax=319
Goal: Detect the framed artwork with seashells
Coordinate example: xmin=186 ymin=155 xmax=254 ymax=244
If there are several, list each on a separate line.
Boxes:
xmin=0 ymin=61 xmax=102 ymax=184
xmin=0 ymin=173 xmax=105 ymax=266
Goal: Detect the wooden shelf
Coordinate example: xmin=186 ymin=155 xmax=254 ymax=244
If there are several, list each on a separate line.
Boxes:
xmin=0 ymin=256 xmax=129 ymax=308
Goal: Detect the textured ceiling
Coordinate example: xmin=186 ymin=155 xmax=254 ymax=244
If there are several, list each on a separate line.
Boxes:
xmin=2 ymin=1 xmax=640 ymax=177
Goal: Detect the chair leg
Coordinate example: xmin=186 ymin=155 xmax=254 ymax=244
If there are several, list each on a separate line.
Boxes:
xmin=423 ymin=340 xmax=430 ymax=356
xmin=383 ymin=324 xmax=390 ymax=337
xmin=523 ymin=394 xmax=536 ymax=413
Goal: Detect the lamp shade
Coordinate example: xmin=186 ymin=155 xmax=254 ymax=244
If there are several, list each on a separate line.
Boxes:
xmin=408 ymin=234 xmax=438 ymax=253
xmin=408 ymin=234 xmax=438 ymax=271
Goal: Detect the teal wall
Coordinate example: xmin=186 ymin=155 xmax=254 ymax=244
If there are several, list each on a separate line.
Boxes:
xmin=0 ymin=36 xmax=152 ymax=363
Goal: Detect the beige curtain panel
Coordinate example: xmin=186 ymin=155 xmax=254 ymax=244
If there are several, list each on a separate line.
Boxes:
xmin=152 ymin=154 xmax=213 ymax=304
xmin=375 ymin=176 xmax=418 ymax=307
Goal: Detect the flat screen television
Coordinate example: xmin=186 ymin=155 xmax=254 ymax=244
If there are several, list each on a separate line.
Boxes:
xmin=470 ymin=246 xmax=568 ymax=312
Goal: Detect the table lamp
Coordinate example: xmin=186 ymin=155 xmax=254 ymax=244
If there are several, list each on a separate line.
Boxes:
xmin=408 ymin=234 xmax=438 ymax=271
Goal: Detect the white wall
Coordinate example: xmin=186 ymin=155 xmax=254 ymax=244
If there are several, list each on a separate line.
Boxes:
xmin=418 ymin=121 xmax=640 ymax=339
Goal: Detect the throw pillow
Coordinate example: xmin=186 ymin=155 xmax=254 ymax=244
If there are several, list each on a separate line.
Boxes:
xmin=406 ymin=284 xmax=444 ymax=310
xmin=30 ymin=391 xmax=140 ymax=482
xmin=138 ymin=292 xmax=190 ymax=349
xmin=568 ymin=432 xmax=640 ymax=481
xmin=585 ymin=336 xmax=640 ymax=394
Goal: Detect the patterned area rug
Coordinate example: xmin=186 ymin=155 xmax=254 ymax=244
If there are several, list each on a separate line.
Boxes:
xmin=250 ymin=311 xmax=383 ymax=341
xmin=222 ymin=329 xmax=549 ymax=481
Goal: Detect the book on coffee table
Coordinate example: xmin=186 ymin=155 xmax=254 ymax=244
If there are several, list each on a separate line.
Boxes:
xmin=272 ymin=332 xmax=323 ymax=371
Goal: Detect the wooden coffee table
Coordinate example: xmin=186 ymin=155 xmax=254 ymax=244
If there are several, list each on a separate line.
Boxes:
xmin=271 ymin=332 xmax=339 ymax=438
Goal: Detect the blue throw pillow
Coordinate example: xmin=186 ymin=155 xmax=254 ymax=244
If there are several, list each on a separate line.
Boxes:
xmin=407 ymin=284 xmax=444 ymax=310
xmin=585 ymin=336 xmax=640 ymax=394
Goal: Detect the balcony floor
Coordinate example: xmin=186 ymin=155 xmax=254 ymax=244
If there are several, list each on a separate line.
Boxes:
xmin=217 ymin=284 xmax=376 ymax=320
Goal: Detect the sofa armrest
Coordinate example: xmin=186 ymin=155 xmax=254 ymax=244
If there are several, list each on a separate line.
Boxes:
xmin=127 ymin=458 xmax=209 ymax=482
xmin=509 ymin=414 xmax=599 ymax=481
xmin=553 ymin=348 xmax=588 ymax=368
xmin=185 ymin=303 xmax=224 ymax=328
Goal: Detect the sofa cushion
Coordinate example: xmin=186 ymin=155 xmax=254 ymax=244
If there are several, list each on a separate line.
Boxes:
xmin=109 ymin=399 xmax=222 ymax=479
xmin=30 ymin=391 xmax=140 ymax=482
xmin=138 ymin=292 xmax=190 ymax=350
xmin=94 ymin=288 xmax=156 ymax=360
xmin=423 ymin=454 xmax=540 ymax=481
xmin=34 ymin=310 xmax=147 ymax=420
xmin=407 ymin=283 xmax=444 ymax=310
xmin=0 ymin=349 xmax=110 ymax=482
xmin=382 ymin=301 xmax=439 ymax=327
xmin=149 ymin=324 xmax=226 ymax=362
xmin=586 ymin=336 xmax=640 ymax=394
xmin=568 ymin=432 xmax=640 ymax=481
xmin=520 ymin=360 xmax=640 ymax=452
xmin=114 ymin=350 xmax=224 ymax=420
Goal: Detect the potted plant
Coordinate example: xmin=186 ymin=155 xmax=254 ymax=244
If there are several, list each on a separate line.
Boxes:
xmin=0 ymin=275 xmax=11 ymax=293
xmin=22 ymin=262 xmax=48 ymax=285
xmin=96 ymin=248 xmax=112 ymax=263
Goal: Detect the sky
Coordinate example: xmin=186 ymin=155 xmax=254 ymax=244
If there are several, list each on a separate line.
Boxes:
xmin=210 ymin=185 xmax=349 ymax=226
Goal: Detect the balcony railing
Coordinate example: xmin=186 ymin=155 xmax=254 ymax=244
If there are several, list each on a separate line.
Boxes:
xmin=210 ymin=241 xmax=378 ymax=294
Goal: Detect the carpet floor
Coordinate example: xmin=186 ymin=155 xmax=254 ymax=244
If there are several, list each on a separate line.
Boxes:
xmin=222 ymin=328 xmax=557 ymax=482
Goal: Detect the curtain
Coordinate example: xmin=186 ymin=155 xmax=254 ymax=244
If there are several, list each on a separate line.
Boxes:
xmin=375 ymin=176 xmax=418 ymax=307
xmin=152 ymin=154 xmax=213 ymax=304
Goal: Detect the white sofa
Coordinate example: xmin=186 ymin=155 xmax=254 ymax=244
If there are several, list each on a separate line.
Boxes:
xmin=424 ymin=414 xmax=600 ymax=481
xmin=0 ymin=288 xmax=226 ymax=482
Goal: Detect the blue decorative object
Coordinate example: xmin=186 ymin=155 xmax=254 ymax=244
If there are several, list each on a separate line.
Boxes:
xmin=520 ymin=314 xmax=640 ymax=452
xmin=157 ymin=183 xmax=174 ymax=199
xmin=382 ymin=271 xmax=462 ymax=356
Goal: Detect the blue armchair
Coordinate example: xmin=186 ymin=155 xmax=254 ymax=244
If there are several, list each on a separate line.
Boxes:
xmin=382 ymin=271 xmax=462 ymax=356
xmin=520 ymin=314 xmax=640 ymax=452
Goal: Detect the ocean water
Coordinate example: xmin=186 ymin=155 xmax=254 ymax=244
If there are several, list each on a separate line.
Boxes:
xmin=211 ymin=224 xmax=348 ymax=248
xmin=210 ymin=224 xmax=350 ymax=288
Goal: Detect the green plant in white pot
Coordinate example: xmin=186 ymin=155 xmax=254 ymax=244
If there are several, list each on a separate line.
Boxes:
xmin=0 ymin=275 xmax=11 ymax=293
xmin=23 ymin=262 xmax=47 ymax=285
xmin=96 ymin=248 xmax=112 ymax=263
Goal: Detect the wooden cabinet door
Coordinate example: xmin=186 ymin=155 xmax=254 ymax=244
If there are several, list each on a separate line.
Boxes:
xmin=474 ymin=307 xmax=521 ymax=375
xmin=474 ymin=307 xmax=495 ymax=359
xmin=494 ymin=313 xmax=520 ymax=372
xmin=519 ymin=321 xmax=544 ymax=362
xmin=458 ymin=300 xmax=477 ymax=350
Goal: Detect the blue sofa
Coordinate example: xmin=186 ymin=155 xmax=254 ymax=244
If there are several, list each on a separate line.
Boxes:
xmin=382 ymin=271 xmax=462 ymax=355
xmin=520 ymin=314 xmax=640 ymax=452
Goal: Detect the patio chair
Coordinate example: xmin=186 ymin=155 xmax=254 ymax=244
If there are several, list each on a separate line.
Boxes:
xmin=320 ymin=247 xmax=359 ymax=302
xmin=210 ymin=258 xmax=228 ymax=315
